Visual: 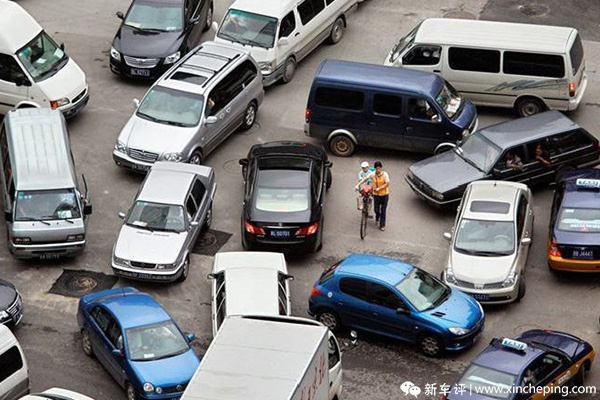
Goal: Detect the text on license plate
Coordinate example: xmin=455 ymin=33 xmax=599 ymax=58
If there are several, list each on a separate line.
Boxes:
xmin=471 ymin=294 xmax=489 ymax=301
xmin=573 ymin=250 xmax=594 ymax=259
xmin=131 ymin=68 xmax=150 ymax=77
xmin=133 ymin=163 xmax=150 ymax=172
xmin=40 ymin=253 xmax=60 ymax=260
xmin=270 ymin=230 xmax=291 ymax=238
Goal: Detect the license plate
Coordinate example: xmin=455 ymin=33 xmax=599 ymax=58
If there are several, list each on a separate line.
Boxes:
xmin=131 ymin=68 xmax=150 ymax=77
xmin=133 ymin=163 xmax=150 ymax=172
xmin=40 ymin=253 xmax=60 ymax=260
xmin=471 ymin=293 xmax=489 ymax=301
xmin=270 ymin=230 xmax=291 ymax=238
xmin=137 ymin=273 xmax=154 ymax=280
xmin=573 ymin=249 xmax=594 ymax=259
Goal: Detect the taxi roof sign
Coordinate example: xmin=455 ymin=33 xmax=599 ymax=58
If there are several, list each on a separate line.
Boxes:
xmin=501 ymin=338 xmax=528 ymax=352
xmin=576 ymin=178 xmax=600 ymax=189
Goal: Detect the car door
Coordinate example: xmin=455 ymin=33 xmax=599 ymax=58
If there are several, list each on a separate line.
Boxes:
xmin=523 ymin=140 xmax=556 ymax=186
xmin=524 ymin=353 xmax=571 ymax=400
xmin=515 ymin=193 xmax=532 ymax=276
xmin=190 ymin=179 xmax=208 ymax=237
xmin=105 ymin=318 xmax=127 ymax=387
xmin=184 ymin=194 xmax=200 ymax=250
xmin=276 ymin=10 xmax=302 ymax=65
xmin=295 ymin=0 xmax=328 ymax=60
xmin=366 ymin=281 xmax=416 ymax=341
xmin=490 ymin=145 xmax=532 ymax=184
xmin=335 ymin=277 xmax=373 ymax=329
xmin=404 ymin=97 xmax=446 ymax=152
xmin=203 ymin=74 xmax=238 ymax=154
xmin=401 ymin=45 xmax=443 ymax=74
xmin=0 ymin=54 xmax=30 ymax=114
xmin=547 ymin=130 xmax=597 ymax=172
xmin=369 ymin=92 xmax=406 ymax=150
xmin=327 ymin=333 xmax=342 ymax=400
xmin=88 ymin=306 xmax=113 ymax=369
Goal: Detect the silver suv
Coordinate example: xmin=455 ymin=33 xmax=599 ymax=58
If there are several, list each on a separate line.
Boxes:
xmin=113 ymin=41 xmax=264 ymax=172
xmin=112 ymin=162 xmax=216 ymax=283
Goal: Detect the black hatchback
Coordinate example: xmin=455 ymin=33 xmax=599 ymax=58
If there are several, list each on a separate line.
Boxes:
xmin=0 ymin=279 xmax=23 ymax=329
xmin=406 ymin=111 xmax=600 ymax=206
xmin=240 ymin=141 xmax=332 ymax=253
xmin=110 ymin=0 xmax=213 ymax=79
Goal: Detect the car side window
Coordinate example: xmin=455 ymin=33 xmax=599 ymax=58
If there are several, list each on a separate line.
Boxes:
xmin=0 ymin=346 xmax=23 ymax=382
xmin=368 ymin=282 xmax=403 ymax=309
xmin=339 ymin=277 xmax=368 ymax=301
xmin=402 ymin=45 xmax=441 ymax=66
xmin=516 ymin=194 xmax=528 ymax=238
xmin=408 ymin=98 xmax=439 ymax=121
xmin=106 ymin=319 xmax=123 ymax=349
xmin=279 ymin=11 xmax=296 ymax=38
xmin=328 ymin=336 xmax=341 ymax=369
xmin=191 ymin=180 xmax=206 ymax=206
xmin=278 ymin=273 xmax=289 ymax=316
xmin=525 ymin=353 xmax=566 ymax=387
xmin=186 ymin=196 xmax=198 ymax=220
xmin=548 ymin=130 xmax=593 ymax=156
xmin=373 ymin=94 xmax=403 ymax=117
xmin=448 ymin=47 xmax=501 ymax=73
xmin=91 ymin=306 xmax=111 ymax=333
xmin=315 ymin=87 xmax=364 ymax=111
xmin=311 ymin=161 xmax=323 ymax=200
xmin=297 ymin=0 xmax=325 ymax=25
xmin=208 ymin=61 xmax=257 ymax=117
xmin=215 ymin=272 xmax=226 ymax=328
xmin=0 ymin=53 xmax=26 ymax=84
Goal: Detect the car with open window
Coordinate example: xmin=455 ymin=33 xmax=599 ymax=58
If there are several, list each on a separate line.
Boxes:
xmin=406 ymin=111 xmax=600 ymax=207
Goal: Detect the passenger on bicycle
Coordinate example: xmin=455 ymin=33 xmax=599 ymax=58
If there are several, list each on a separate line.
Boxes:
xmin=357 ymin=161 xmax=374 ymax=210
xmin=355 ymin=161 xmax=390 ymax=231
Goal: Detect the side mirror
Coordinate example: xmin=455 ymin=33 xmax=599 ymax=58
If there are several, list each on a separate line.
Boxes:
xmin=190 ymin=221 xmax=200 ymax=227
xmin=186 ymin=332 xmax=196 ymax=342
xmin=396 ymin=307 xmax=410 ymax=315
xmin=443 ymin=232 xmax=452 ymax=241
xmin=132 ymin=98 xmax=140 ymax=109
xmin=116 ymin=11 xmax=124 ymax=19
xmin=211 ymin=21 xmax=219 ymax=32
xmin=118 ymin=212 xmax=126 ymax=219
xmin=60 ymin=43 xmax=65 ymax=51
xmin=111 ymin=348 xmax=123 ymax=357
xmin=282 ymin=273 xmax=294 ymax=281
xmin=521 ymin=237 xmax=532 ymax=246
xmin=83 ymin=204 xmax=93 ymax=216
xmin=325 ymin=160 xmax=333 ymax=168
xmin=239 ymin=159 xmax=249 ymax=167
xmin=4 ymin=211 xmax=12 ymax=223
xmin=278 ymin=37 xmax=289 ymax=46
xmin=207 ymin=272 xmax=216 ymax=280
xmin=341 ymin=330 xmax=358 ymax=352
xmin=15 ymin=77 xmax=31 ymax=87
xmin=205 ymin=116 xmax=218 ymax=125
xmin=431 ymin=114 xmax=441 ymax=123
xmin=189 ymin=16 xmax=200 ymax=25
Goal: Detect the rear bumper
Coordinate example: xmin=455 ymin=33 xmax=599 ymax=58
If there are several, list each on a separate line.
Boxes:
xmin=548 ymin=255 xmax=600 ymax=272
xmin=568 ymin=73 xmax=588 ymax=111
xmin=244 ymin=231 xmax=319 ymax=253
xmin=10 ymin=240 xmax=85 ymax=259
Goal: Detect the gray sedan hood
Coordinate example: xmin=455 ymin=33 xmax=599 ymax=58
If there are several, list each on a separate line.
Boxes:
xmin=119 ymin=115 xmax=197 ymax=155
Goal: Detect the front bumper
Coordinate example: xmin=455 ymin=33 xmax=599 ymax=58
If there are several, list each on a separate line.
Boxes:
xmin=404 ymin=176 xmax=458 ymax=207
xmin=548 ymin=254 xmax=600 ymax=272
xmin=113 ymin=150 xmax=154 ymax=173
xmin=1 ymin=294 xmax=24 ymax=329
xmin=110 ymin=56 xmax=171 ymax=79
xmin=446 ymin=279 xmax=520 ymax=305
xmin=261 ymin=63 xmax=286 ymax=87
xmin=61 ymin=91 xmax=90 ymax=119
xmin=444 ymin=320 xmax=485 ymax=352
xmin=10 ymin=240 xmax=86 ymax=259
xmin=112 ymin=262 xmax=183 ymax=283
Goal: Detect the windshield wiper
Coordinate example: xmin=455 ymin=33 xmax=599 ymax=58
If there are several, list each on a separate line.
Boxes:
xmin=163 ymin=120 xmax=189 ymax=127
xmin=240 ymin=37 xmax=269 ymax=49
xmin=18 ymin=216 xmax=51 ymax=225
xmin=137 ymin=112 xmax=162 ymax=123
xmin=427 ymin=288 xmax=451 ymax=310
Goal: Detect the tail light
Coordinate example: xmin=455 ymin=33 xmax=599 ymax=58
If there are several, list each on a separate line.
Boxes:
xmin=569 ymin=82 xmax=577 ymax=97
xmin=548 ymin=240 xmax=562 ymax=258
xmin=296 ymin=222 xmax=318 ymax=236
xmin=305 ymin=108 xmax=311 ymax=123
xmin=439 ymin=396 xmax=448 ymax=400
xmin=245 ymin=221 xmax=266 ymax=235
xmin=311 ymin=286 xmax=323 ymax=297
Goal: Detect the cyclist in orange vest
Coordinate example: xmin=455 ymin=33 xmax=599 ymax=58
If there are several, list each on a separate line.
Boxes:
xmin=355 ymin=161 xmax=390 ymax=231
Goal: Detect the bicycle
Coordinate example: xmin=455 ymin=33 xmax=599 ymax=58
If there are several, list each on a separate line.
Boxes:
xmin=358 ymin=185 xmax=373 ymax=240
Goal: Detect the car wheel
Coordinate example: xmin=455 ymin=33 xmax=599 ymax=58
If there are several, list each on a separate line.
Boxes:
xmin=177 ymin=256 xmax=190 ymax=283
xmin=202 ymin=3 xmax=213 ymax=32
xmin=515 ymin=97 xmax=545 ymax=117
xmin=328 ymin=17 xmax=345 ymax=44
xmin=317 ymin=310 xmax=341 ymax=332
xmin=517 ymin=279 xmax=526 ymax=301
xmin=203 ymin=206 xmax=213 ymax=231
xmin=573 ymin=362 xmax=589 ymax=387
xmin=329 ymin=135 xmax=355 ymax=157
xmin=326 ymin=169 xmax=332 ymax=190
xmin=418 ymin=333 xmax=444 ymax=357
xmin=188 ymin=150 xmax=203 ymax=165
xmin=282 ymin=57 xmax=296 ymax=84
xmin=126 ymin=383 xmax=138 ymax=400
xmin=434 ymin=144 xmax=454 ymax=155
xmin=82 ymin=329 xmax=94 ymax=357
xmin=239 ymin=102 xmax=257 ymax=131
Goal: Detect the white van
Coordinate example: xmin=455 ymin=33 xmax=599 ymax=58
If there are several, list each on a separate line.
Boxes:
xmin=0 ymin=324 xmax=29 ymax=400
xmin=384 ymin=18 xmax=587 ymax=117
xmin=0 ymin=0 xmax=89 ymax=118
xmin=213 ymin=0 xmax=360 ymax=85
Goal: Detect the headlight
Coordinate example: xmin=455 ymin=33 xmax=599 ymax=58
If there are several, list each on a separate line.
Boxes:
xmin=50 ymin=98 xmax=70 ymax=109
xmin=164 ymin=51 xmax=181 ymax=64
xmin=462 ymin=129 xmax=470 ymax=139
xmin=143 ymin=383 xmax=154 ymax=393
xmin=155 ymin=387 xmax=163 ymax=394
xmin=431 ymin=190 xmax=444 ymax=201
xmin=113 ymin=256 xmax=130 ymax=267
xmin=502 ymin=271 xmax=517 ymax=288
xmin=110 ymin=46 xmax=121 ymax=61
xmin=67 ymin=234 xmax=85 ymax=242
xmin=157 ymin=262 xmax=177 ymax=270
xmin=115 ymin=141 xmax=127 ymax=152
xmin=163 ymin=152 xmax=183 ymax=162
xmin=12 ymin=237 xmax=31 ymax=244
xmin=258 ymin=60 xmax=276 ymax=73
xmin=449 ymin=327 xmax=469 ymax=336
xmin=444 ymin=268 xmax=458 ymax=285
xmin=0 ymin=310 xmax=9 ymax=320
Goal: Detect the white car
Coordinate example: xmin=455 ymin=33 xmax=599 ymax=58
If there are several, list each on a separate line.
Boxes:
xmin=20 ymin=388 xmax=96 ymax=400
xmin=208 ymin=252 xmax=293 ymax=336
xmin=442 ymin=181 xmax=533 ymax=304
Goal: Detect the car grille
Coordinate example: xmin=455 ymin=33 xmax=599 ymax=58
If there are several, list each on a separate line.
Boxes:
xmin=7 ymin=295 xmax=22 ymax=318
xmin=124 ymin=56 xmax=160 ymax=68
xmin=456 ymin=279 xmax=504 ymax=290
xmin=162 ymin=383 xmax=187 ymax=394
xmin=130 ymin=261 xmax=156 ymax=269
xmin=409 ymin=176 xmax=435 ymax=198
xmin=71 ymin=88 xmax=87 ymax=104
xmin=128 ymin=148 xmax=158 ymax=163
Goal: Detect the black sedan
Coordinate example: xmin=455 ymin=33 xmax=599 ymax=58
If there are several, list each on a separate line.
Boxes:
xmin=406 ymin=111 xmax=600 ymax=207
xmin=0 ymin=279 xmax=23 ymax=329
xmin=110 ymin=0 xmax=213 ymax=79
xmin=240 ymin=141 xmax=332 ymax=253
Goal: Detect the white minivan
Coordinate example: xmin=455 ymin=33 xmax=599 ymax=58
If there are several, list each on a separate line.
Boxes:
xmin=0 ymin=0 xmax=89 ymax=117
xmin=0 ymin=324 xmax=29 ymax=400
xmin=384 ymin=18 xmax=587 ymax=117
xmin=214 ymin=0 xmax=360 ymax=85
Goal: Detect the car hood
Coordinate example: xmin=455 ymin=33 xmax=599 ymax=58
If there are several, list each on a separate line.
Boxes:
xmin=554 ymin=230 xmax=600 ymax=246
xmin=450 ymin=251 xmax=514 ymax=284
xmin=130 ymin=348 xmax=199 ymax=389
xmin=213 ymin=35 xmax=272 ymax=63
xmin=409 ymin=151 xmax=486 ymax=194
xmin=454 ymin=99 xmax=477 ymax=131
xmin=425 ymin=289 xmax=482 ymax=328
xmin=0 ymin=280 xmax=17 ymax=310
xmin=114 ymin=225 xmax=186 ymax=264
xmin=37 ymin=58 xmax=87 ymax=102
xmin=119 ymin=115 xmax=196 ymax=155
xmin=113 ymin=26 xmax=184 ymax=58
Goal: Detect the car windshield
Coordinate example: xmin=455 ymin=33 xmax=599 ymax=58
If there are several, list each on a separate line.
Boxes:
xmin=126 ymin=321 xmax=189 ymax=362
xmin=126 ymin=201 xmax=186 ymax=232
xmin=456 ymin=133 xmax=502 ymax=173
xmin=218 ymin=9 xmax=277 ymax=49
xmin=457 ymin=364 xmax=517 ymax=399
xmin=137 ymin=86 xmax=204 ymax=127
xmin=558 ymin=207 xmax=600 ymax=232
xmin=17 ymin=31 xmax=68 ymax=82
xmin=455 ymin=219 xmax=515 ymax=256
xmin=254 ymin=169 xmax=311 ymax=213
xmin=124 ymin=3 xmax=183 ymax=32
xmin=395 ymin=269 xmax=449 ymax=312
xmin=390 ymin=25 xmax=418 ymax=63
xmin=436 ymin=82 xmax=462 ymax=119
xmin=15 ymin=189 xmax=81 ymax=221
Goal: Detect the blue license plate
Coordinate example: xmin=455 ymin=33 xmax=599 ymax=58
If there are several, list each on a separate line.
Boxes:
xmin=573 ymin=249 xmax=594 ymax=259
xmin=270 ymin=230 xmax=291 ymax=238
xmin=471 ymin=294 xmax=489 ymax=301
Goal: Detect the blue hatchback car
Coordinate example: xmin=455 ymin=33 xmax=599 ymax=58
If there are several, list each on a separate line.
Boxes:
xmin=77 ymin=287 xmax=200 ymax=400
xmin=308 ymin=254 xmax=484 ymax=357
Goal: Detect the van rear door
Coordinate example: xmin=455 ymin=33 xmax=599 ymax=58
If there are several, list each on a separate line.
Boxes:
xmin=567 ymin=32 xmax=586 ymax=104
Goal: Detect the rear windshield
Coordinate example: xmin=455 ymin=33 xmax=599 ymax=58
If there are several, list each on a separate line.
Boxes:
xmin=558 ymin=207 xmax=600 ymax=233
xmin=570 ymin=34 xmax=585 ymax=75
xmin=254 ymin=170 xmax=310 ymax=213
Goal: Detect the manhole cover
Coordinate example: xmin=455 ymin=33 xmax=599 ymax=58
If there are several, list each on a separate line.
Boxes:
xmin=223 ymin=159 xmax=242 ymax=175
xmin=443 ymin=9 xmax=476 ymax=19
xmin=49 ymin=270 xmax=118 ymax=298
xmin=192 ymin=229 xmax=232 ymax=256
xmin=518 ymin=4 xmax=549 ymax=16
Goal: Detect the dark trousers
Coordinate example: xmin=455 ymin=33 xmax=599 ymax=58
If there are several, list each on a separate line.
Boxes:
xmin=374 ymin=195 xmax=389 ymax=228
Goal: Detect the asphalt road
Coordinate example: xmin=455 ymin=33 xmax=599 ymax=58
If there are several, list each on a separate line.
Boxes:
xmin=3 ymin=0 xmax=600 ymax=399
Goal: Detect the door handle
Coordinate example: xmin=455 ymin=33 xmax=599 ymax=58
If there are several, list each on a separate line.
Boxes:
xmin=372 ymin=312 xmax=379 ymax=317
xmin=337 ymin=301 xmax=344 ymax=306
xmin=294 ymin=32 xmax=300 ymax=37
xmin=433 ymin=69 xmax=441 ymax=73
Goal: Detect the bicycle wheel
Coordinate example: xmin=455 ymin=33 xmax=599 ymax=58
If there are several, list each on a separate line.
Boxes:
xmin=360 ymin=207 xmax=368 ymax=239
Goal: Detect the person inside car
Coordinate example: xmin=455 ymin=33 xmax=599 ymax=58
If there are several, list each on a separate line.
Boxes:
xmin=505 ymin=151 xmax=523 ymax=171
xmin=535 ymin=143 xmax=551 ymax=168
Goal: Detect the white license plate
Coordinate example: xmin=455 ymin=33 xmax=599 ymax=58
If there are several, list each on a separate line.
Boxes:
xmin=131 ymin=68 xmax=150 ymax=77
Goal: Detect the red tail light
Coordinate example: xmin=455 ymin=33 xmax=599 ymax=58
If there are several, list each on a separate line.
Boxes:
xmin=569 ymin=82 xmax=577 ymax=97
xmin=245 ymin=221 xmax=266 ymax=235
xmin=296 ymin=222 xmax=318 ymax=236
xmin=440 ymin=396 xmax=448 ymax=400
xmin=305 ymin=108 xmax=311 ymax=123
xmin=548 ymin=240 xmax=562 ymax=258
xmin=311 ymin=286 xmax=323 ymax=297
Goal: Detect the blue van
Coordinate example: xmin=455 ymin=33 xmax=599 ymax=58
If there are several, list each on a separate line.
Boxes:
xmin=304 ymin=60 xmax=478 ymax=157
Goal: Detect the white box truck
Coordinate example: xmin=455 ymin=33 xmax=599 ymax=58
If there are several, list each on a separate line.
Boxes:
xmin=182 ymin=315 xmax=343 ymax=400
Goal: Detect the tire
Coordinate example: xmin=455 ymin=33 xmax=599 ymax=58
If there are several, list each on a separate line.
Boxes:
xmin=515 ymin=97 xmax=545 ymax=118
xmin=82 ymin=329 xmax=94 ymax=357
xmin=329 ymin=135 xmax=355 ymax=157
xmin=434 ymin=145 xmax=454 ymax=155
xmin=517 ymin=279 xmax=526 ymax=301
xmin=202 ymin=2 xmax=213 ymax=32
xmin=572 ymin=362 xmax=588 ymax=388
xmin=316 ymin=310 xmax=341 ymax=332
xmin=327 ymin=17 xmax=345 ymax=44
xmin=188 ymin=150 xmax=203 ymax=165
xmin=418 ymin=333 xmax=444 ymax=357
xmin=203 ymin=205 xmax=212 ymax=231
xmin=326 ymin=168 xmax=332 ymax=190
xmin=126 ymin=383 xmax=138 ymax=400
xmin=281 ymin=57 xmax=297 ymax=84
xmin=360 ymin=208 xmax=368 ymax=240
xmin=177 ymin=256 xmax=190 ymax=283
xmin=239 ymin=102 xmax=257 ymax=131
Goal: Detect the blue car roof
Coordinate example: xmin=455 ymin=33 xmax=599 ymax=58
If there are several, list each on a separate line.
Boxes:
xmin=473 ymin=340 xmax=546 ymax=375
xmin=336 ymin=254 xmax=413 ymax=285
xmin=314 ymin=60 xmax=444 ymax=98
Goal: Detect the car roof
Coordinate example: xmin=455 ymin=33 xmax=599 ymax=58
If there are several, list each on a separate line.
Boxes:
xmin=473 ymin=339 xmax=546 ymax=375
xmin=213 ymin=252 xmax=287 ymax=273
xmin=225 ymin=268 xmax=280 ymax=316
xmin=559 ymin=169 xmax=600 ymax=208
xmin=0 ymin=0 xmax=42 ymax=53
xmin=336 ymin=254 xmax=413 ymax=286
xmin=97 ymin=291 xmax=171 ymax=329
xmin=479 ymin=111 xmax=581 ymax=149
xmin=463 ymin=181 xmax=525 ymax=221
xmin=314 ymin=60 xmax=444 ymax=98
xmin=229 ymin=0 xmax=296 ymax=17
xmin=248 ymin=141 xmax=326 ymax=160
xmin=415 ymin=18 xmax=576 ymax=54
xmin=137 ymin=162 xmax=210 ymax=205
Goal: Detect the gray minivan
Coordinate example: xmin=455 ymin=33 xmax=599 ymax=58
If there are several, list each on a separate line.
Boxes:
xmin=0 ymin=108 xmax=92 ymax=259
xmin=304 ymin=60 xmax=478 ymax=157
